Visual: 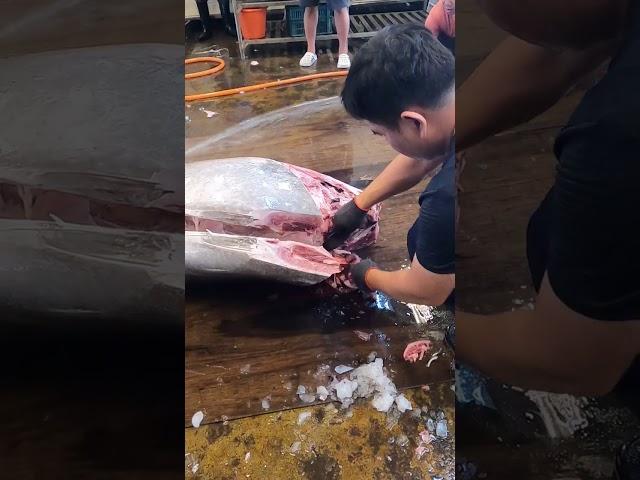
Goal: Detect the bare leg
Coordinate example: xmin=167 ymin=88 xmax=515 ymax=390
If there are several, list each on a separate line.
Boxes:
xmin=304 ymin=6 xmax=319 ymax=54
xmin=334 ymin=7 xmax=349 ymax=55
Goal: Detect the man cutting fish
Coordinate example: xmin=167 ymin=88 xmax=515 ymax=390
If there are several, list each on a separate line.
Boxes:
xmin=324 ymin=24 xmax=455 ymax=307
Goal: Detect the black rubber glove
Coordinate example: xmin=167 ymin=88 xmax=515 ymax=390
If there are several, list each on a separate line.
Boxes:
xmin=323 ymin=199 xmax=368 ymax=251
xmin=350 ymin=259 xmax=378 ymax=292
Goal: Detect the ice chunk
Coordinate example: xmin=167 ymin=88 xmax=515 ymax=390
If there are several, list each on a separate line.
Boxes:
xmin=290 ymin=441 xmax=301 ymax=454
xmin=340 ymin=397 xmax=354 ymax=409
xmin=297 ymin=411 xmax=312 ymax=425
xmin=299 ymin=393 xmax=316 ymax=403
xmin=436 ymin=419 xmax=448 ymax=438
xmin=261 ymin=396 xmax=271 ymax=410
xmin=395 ymin=394 xmax=413 ymax=413
xmin=191 ymin=411 xmax=204 ymax=428
xmin=335 ymin=365 xmax=354 ymax=374
xmin=367 ymin=351 xmax=377 ymax=363
xmin=296 ymin=385 xmax=306 ymax=395
xmin=335 ymin=378 xmax=358 ymax=400
xmin=427 ymin=418 xmax=435 ymax=432
xmin=372 ymin=392 xmax=395 ymax=412
xmin=316 ymin=386 xmax=329 ymax=401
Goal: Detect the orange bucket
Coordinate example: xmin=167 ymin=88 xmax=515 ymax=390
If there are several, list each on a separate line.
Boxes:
xmin=239 ymin=8 xmax=267 ymax=40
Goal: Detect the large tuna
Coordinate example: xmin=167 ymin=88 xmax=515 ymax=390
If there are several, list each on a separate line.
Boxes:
xmin=185 ymin=157 xmax=380 ymax=285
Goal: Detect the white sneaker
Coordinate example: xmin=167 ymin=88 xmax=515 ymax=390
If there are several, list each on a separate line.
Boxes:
xmin=337 ymin=53 xmax=351 ymax=69
xmin=299 ymin=52 xmax=317 ymax=67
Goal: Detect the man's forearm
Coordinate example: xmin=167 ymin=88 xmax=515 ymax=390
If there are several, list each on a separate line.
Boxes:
xmin=356 ymin=154 xmax=438 ymax=210
xmin=366 ymin=268 xmax=452 ymax=306
xmin=456 ymin=36 xmax=614 ymax=151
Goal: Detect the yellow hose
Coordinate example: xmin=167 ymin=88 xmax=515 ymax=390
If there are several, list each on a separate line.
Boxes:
xmin=184 ymin=56 xmax=347 ymax=102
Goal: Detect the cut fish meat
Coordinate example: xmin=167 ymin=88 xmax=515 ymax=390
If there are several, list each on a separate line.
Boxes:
xmin=185 ymin=157 xmax=381 ymax=286
xmin=186 ymin=231 xmax=350 ymax=285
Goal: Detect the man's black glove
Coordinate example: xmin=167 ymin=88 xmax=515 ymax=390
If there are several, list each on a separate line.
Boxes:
xmin=323 ymin=199 xmax=368 ymax=251
xmin=350 ymin=259 xmax=378 ymax=292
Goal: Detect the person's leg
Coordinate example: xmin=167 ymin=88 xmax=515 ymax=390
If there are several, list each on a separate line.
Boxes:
xmin=331 ymin=0 xmax=350 ymax=68
xmin=334 ymin=7 xmax=349 ymax=55
xmin=304 ymin=5 xmax=319 ymax=54
xmin=218 ymin=0 xmax=236 ymax=36
xmin=195 ymin=0 xmax=214 ymax=41
xmin=299 ymin=0 xmax=319 ymax=66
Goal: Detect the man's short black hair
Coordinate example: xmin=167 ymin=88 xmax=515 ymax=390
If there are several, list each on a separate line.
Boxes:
xmin=341 ymin=24 xmax=454 ymax=128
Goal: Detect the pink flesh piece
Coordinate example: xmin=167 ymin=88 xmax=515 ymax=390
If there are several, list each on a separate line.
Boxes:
xmin=353 ymin=330 xmax=372 ymax=341
xmin=287 ymin=164 xmax=382 ymax=250
xmin=403 ymin=340 xmax=432 ymax=363
xmin=415 ymin=445 xmax=428 ymax=459
xmin=266 ymin=239 xmax=349 ymax=276
xmin=185 ymin=213 xmax=322 ymax=244
xmin=419 ymin=430 xmax=433 ymax=444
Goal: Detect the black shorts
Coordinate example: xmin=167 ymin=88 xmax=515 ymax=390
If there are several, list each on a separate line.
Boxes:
xmin=526 ymin=120 xmax=640 ymax=322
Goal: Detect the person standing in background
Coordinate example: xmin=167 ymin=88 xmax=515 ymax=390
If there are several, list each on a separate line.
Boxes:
xmin=299 ymin=0 xmax=351 ymax=69
xmin=194 ymin=0 xmax=235 ymax=40
xmin=425 ymin=0 xmax=455 ymax=53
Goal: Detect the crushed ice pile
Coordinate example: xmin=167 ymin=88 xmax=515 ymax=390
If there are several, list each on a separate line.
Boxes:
xmin=297 ymin=357 xmax=412 ymax=414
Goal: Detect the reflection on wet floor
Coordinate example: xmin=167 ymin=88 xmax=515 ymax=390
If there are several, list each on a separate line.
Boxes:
xmin=185 ymin=38 xmax=363 ymax=137
xmin=185 ymin=27 xmax=454 ymax=480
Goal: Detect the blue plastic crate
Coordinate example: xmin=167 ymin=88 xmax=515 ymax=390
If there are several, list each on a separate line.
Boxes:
xmin=286 ymin=4 xmax=334 ymax=37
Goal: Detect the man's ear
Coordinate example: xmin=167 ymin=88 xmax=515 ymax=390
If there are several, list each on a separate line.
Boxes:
xmin=400 ymin=111 xmax=428 ymax=138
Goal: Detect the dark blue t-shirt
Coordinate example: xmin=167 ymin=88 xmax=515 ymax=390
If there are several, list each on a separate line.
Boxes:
xmin=407 ymin=152 xmax=455 ymax=303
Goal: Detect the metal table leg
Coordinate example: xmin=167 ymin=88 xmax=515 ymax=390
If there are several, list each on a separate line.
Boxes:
xmin=232 ymin=0 xmax=246 ymax=59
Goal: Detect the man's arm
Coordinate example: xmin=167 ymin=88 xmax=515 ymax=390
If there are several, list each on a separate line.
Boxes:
xmin=324 ymin=154 xmax=439 ymax=250
xmin=456 ymin=274 xmax=640 ymax=395
xmin=365 ymin=255 xmax=454 ymax=306
xmin=457 ymin=36 xmax=616 ymax=151
xmin=425 ymin=0 xmax=443 ymax=38
xmin=355 ymin=154 xmax=440 ymax=210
